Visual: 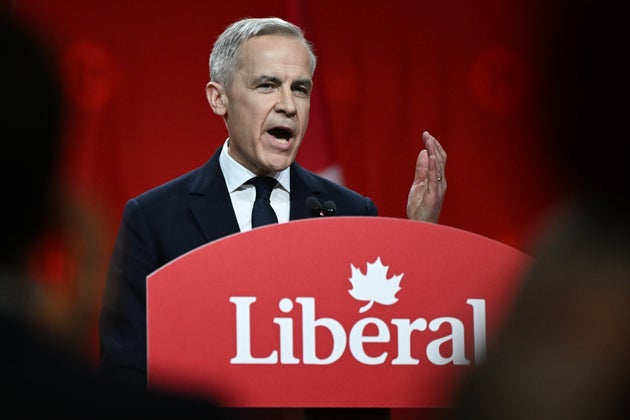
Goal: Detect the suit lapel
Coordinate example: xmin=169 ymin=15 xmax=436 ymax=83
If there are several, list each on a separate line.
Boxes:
xmin=290 ymin=162 xmax=324 ymax=220
xmin=188 ymin=147 xmax=240 ymax=242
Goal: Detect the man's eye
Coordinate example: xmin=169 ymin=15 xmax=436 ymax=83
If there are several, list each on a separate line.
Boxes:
xmin=258 ymin=83 xmax=274 ymax=90
xmin=294 ymin=86 xmax=310 ymax=96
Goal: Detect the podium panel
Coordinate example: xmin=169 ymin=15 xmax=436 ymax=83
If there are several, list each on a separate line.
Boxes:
xmin=147 ymin=217 xmax=530 ymax=407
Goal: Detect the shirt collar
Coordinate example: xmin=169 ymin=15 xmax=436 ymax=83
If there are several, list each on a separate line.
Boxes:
xmin=219 ymin=139 xmax=291 ymax=193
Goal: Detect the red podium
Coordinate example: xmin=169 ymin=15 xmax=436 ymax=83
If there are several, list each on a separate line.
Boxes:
xmin=147 ymin=217 xmax=530 ymax=408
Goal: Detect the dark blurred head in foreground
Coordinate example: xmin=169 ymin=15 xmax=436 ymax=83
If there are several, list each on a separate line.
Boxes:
xmin=1 ymin=13 xmax=65 ymax=267
xmin=452 ymin=1 xmax=629 ymax=419
xmin=0 ymin=13 xmax=227 ymax=418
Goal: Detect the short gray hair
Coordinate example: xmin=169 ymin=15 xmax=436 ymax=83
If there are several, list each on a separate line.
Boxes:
xmin=209 ymin=17 xmax=317 ymax=88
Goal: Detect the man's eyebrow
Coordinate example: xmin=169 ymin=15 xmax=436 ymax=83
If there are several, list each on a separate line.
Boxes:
xmin=252 ymin=75 xmax=282 ymax=85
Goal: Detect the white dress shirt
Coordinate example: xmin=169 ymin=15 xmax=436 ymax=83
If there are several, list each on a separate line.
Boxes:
xmin=219 ymin=139 xmax=291 ymax=232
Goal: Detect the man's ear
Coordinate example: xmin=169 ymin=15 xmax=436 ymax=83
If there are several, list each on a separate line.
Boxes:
xmin=206 ymin=81 xmax=227 ymax=116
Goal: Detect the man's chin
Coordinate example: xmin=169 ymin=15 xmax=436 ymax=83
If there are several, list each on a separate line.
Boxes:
xmin=260 ymin=153 xmax=296 ymax=174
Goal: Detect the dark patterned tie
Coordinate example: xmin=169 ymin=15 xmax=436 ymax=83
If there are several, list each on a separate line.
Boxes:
xmin=248 ymin=176 xmax=279 ymax=228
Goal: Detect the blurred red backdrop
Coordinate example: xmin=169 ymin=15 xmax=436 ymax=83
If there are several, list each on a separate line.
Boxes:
xmin=10 ymin=0 xmax=568 ymax=369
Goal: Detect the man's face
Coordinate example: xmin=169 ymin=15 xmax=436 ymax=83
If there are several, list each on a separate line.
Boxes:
xmin=220 ymin=35 xmax=312 ymax=176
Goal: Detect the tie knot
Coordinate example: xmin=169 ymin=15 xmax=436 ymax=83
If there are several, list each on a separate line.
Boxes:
xmin=248 ymin=176 xmax=277 ymax=200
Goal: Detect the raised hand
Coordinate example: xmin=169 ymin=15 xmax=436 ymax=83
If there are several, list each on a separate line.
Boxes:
xmin=406 ymin=131 xmax=447 ymax=223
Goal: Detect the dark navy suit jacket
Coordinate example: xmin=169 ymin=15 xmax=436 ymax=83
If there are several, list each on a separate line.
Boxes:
xmin=98 ymin=146 xmax=377 ymax=386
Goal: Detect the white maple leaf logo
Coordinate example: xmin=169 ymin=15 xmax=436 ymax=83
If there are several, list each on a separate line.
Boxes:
xmin=347 ymin=257 xmax=403 ymax=313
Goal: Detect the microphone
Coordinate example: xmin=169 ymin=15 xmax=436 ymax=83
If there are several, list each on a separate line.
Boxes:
xmin=322 ymin=200 xmax=337 ymax=217
xmin=305 ymin=196 xmax=323 ymax=217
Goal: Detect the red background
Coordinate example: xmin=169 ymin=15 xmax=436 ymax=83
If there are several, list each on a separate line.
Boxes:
xmin=10 ymin=0 xmax=566 ymax=365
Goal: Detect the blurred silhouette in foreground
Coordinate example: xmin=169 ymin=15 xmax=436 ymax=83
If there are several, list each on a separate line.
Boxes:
xmin=0 ymin=13 xmax=229 ymax=417
xmin=451 ymin=0 xmax=629 ymax=419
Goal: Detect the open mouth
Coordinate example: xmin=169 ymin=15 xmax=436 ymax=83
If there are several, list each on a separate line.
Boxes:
xmin=267 ymin=126 xmax=294 ymax=142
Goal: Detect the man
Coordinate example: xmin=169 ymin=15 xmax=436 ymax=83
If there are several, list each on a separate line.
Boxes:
xmin=99 ymin=16 xmax=446 ymax=398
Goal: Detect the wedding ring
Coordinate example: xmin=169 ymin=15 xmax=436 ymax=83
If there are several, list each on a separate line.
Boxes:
xmin=436 ymin=175 xmax=443 ymax=182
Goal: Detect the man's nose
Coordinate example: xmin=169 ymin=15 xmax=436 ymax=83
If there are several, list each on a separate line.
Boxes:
xmin=274 ymin=87 xmax=297 ymax=116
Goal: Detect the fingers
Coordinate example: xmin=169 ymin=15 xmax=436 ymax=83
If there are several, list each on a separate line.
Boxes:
xmin=428 ymin=153 xmax=440 ymax=185
xmin=414 ymin=149 xmax=429 ymax=182
xmin=422 ymin=131 xmax=447 ymax=164
xmin=422 ymin=131 xmax=446 ymax=187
